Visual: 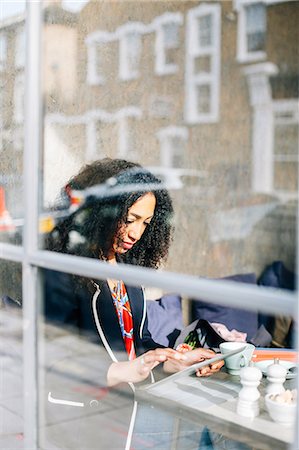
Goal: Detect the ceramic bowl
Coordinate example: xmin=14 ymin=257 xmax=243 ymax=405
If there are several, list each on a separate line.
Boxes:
xmin=265 ymin=393 xmax=297 ymax=427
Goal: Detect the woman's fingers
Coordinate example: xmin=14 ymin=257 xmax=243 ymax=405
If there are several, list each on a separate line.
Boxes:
xmin=195 ymin=359 xmax=224 ymax=377
xmin=140 ymin=348 xmax=186 ymax=369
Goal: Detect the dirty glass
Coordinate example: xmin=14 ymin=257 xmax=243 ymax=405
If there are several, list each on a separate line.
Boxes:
xmin=40 ymin=0 xmax=297 ymax=285
xmin=40 ymin=269 xmax=299 ymax=450
xmin=0 ymin=260 xmax=23 ymax=449
xmin=0 ymin=1 xmax=26 ymax=448
xmin=38 ymin=4 xmax=297 ymax=447
xmin=0 ymin=2 xmax=25 ymax=245
xmin=0 ymin=1 xmax=298 ymax=449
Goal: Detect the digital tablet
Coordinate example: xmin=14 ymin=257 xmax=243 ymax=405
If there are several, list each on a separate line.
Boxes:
xmin=143 ymin=345 xmax=247 ymax=389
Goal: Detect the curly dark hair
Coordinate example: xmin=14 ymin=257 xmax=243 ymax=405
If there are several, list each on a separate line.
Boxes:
xmin=47 ymin=158 xmax=174 ymax=269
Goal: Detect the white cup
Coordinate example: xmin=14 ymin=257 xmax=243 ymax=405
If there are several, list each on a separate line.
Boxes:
xmin=219 ymin=342 xmax=255 ymax=375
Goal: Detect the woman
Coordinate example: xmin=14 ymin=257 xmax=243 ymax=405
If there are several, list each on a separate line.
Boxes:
xmin=44 ymin=158 xmax=223 ymax=449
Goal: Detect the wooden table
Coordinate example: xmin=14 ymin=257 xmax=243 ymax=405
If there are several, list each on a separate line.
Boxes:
xmin=136 ymin=370 xmax=296 ymax=450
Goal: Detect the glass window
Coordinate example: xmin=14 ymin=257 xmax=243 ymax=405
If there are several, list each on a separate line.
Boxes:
xmin=119 ymin=30 xmax=142 ymax=80
xmin=185 ymin=3 xmax=221 ymax=123
xmin=0 ymin=261 xmax=23 ymax=448
xmin=196 ymin=83 xmax=211 ymax=114
xmin=154 ymin=13 xmax=183 ymax=76
xmin=0 ymin=80 xmax=4 ymax=129
xmin=13 ymin=74 xmax=25 ymax=124
xmin=273 ymin=123 xmax=298 ymax=193
xmin=0 ymin=2 xmax=298 ymax=449
xmin=197 ymin=14 xmax=212 ymax=47
xmin=162 ymin=22 xmax=180 ymax=66
xmin=15 ymin=28 xmax=26 ymax=69
xmin=0 ymin=33 xmax=7 ymax=70
xmin=246 ymin=3 xmax=266 ymax=53
xmin=236 ymin=1 xmax=267 ymax=62
xmin=86 ymin=36 xmax=114 ymax=85
xmin=157 ymin=126 xmax=188 ymax=168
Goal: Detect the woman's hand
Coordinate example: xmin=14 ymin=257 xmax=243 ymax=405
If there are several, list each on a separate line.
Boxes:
xmin=163 ymin=347 xmax=224 ymax=377
xmin=107 ymin=348 xmax=187 ymax=386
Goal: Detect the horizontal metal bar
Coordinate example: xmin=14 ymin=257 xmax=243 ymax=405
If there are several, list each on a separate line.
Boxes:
xmin=29 ymin=249 xmax=296 ymax=317
xmin=0 ymin=242 xmax=24 ymax=262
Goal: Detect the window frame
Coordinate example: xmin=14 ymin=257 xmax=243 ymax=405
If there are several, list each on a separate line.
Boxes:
xmin=235 ymin=0 xmax=267 ymax=63
xmin=118 ymin=22 xmax=146 ymax=81
xmin=156 ymin=125 xmax=188 ymax=168
xmin=153 ymin=12 xmax=183 ymax=76
xmin=85 ymin=30 xmax=114 ymax=85
xmin=272 ymin=99 xmax=299 ymax=200
xmin=184 ymin=3 xmax=221 ymax=124
xmin=46 ymin=106 xmax=142 ymax=162
xmin=0 ymin=3 xmax=297 ymax=449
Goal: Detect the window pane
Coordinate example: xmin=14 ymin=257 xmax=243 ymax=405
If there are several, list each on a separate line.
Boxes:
xmin=125 ymin=32 xmax=142 ymax=73
xmin=246 ymin=3 xmax=266 ymax=52
xmin=95 ymin=121 xmax=119 ymax=157
xmin=34 ymin=2 xmax=298 ymax=449
xmin=164 ymin=47 xmax=177 ymax=66
xmin=39 ymin=268 xmax=297 ymax=449
xmin=0 ymin=260 xmax=23 ymax=449
xmin=197 ymin=14 xmax=212 ymax=47
xmin=246 ymin=3 xmax=266 ymax=33
xmin=0 ymin=34 xmax=7 ymax=69
xmin=274 ymin=161 xmax=298 ymax=191
xmin=15 ymin=28 xmax=26 ymax=69
xmin=163 ymin=22 xmax=179 ymax=48
xmin=194 ymin=55 xmax=211 ymax=74
xmin=39 ymin=0 xmax=298 ymax=278
xmin=196 ymin=84 xmax=211 ymax=113
xmin=274 ymin=123 xmax=298 ymax=157
xmin=0 ymin=10 xmax=25 ymax=245
xmin=247 ymin=30 xmax=265 ymax=53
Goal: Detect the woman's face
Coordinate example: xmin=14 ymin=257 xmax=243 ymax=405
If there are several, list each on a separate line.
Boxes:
xmin=109 ymin=192 xmax=156 ymax=260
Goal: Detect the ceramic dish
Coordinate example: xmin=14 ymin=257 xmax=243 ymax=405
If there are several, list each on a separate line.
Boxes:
xmin=265 ymin=392 xmax=297 ymax=426
xmin=254 ymin=360 xmax=297 ymax=379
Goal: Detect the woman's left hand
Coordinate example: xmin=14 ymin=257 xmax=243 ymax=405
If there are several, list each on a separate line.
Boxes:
xmin=163 ymin=347 xmax=224 ymax=377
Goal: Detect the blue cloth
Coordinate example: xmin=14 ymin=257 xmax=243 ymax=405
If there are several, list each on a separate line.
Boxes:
xmin=146 ymin=294 xmax=184 ymax=347
xmin=191 ymin=273 xmax=258 ymax=340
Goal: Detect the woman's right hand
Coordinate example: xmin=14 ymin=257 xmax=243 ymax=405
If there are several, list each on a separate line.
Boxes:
xmin=107 ymin=348 xmax=187 ymax=386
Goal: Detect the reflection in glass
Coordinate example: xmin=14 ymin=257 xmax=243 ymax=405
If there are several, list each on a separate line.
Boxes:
xmin=195 ymin=55 xmax=211 ymax=74
xmin=120 ymin=30 xmax=142 ymax=79
xmin=39 ymin=0 xmax=297 ymax=282
xmin=0 ymin=8 xmax=25 ymax=245
xmin=245 ymin=3 xmax=266 ymax=53
xmin=0 ymin=260 xmax=23 ymax=448
xmin=0 ymin=33 xmax=7 ymax=70
xmin=196 ymin=84 xmax=210 ymax=114
xmin=41 ymin=262 xmax=297 ymax=449
xmin=197 ymin=14 xmax=212 ymax=47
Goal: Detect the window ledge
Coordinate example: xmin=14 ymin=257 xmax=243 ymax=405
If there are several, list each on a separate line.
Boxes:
xmin=237 ymin=52 xmax=267 ymax=64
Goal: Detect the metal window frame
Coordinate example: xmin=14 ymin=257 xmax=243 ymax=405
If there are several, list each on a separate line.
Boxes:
xmin=0 ymin=2 xmax=297 ymax=449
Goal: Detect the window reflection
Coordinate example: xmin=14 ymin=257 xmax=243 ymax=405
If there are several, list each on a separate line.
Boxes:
xmin=0 ymin=2 xmax=297 ymax=446
xmin=245 ymin=3 xmax=266 ymax=53
xmin=0 ymin=33 xmax=7 ymax=70
xmin=0 ymin=261 xmax=23 ymax=448
xmin=37 ymin=0 xmax=298 ymax=284
xmin=0 ymin=9 xmax=25 ymax=244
